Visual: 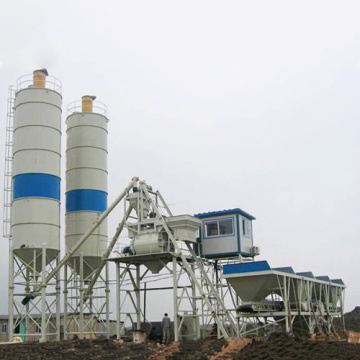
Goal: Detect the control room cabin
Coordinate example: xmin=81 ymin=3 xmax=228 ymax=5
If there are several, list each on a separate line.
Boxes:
xmin=194 ymin=208 xmax=259 ymax=259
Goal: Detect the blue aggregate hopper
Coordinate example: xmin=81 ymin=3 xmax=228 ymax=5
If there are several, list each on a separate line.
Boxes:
xmin=296 ymin=272 xmax=315 ymax=278
xmin=331 ymin=279 xmax=345 ymax=285
xmin=223 ymin=260 xmax=271 ymax=275
xmin=272 ymin=267 xmax=296 ymax=274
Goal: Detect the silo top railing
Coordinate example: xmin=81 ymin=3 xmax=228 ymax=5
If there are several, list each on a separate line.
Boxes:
xmin=67 ymin=100 xmax=108 ymax=118
xmin=16 ymin=74 xmax=62 ymax=93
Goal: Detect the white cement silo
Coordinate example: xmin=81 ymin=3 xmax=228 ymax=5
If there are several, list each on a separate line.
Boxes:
xmin=11 ymin=69 xmax=62 ymax=272
xmin=65 ymin=96 xmax=108 ymax=279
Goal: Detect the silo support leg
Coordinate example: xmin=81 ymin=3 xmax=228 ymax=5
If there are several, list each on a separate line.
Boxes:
xmin=56 ymin=256 xmax=61 ymax=341
xmin=63 ymin=265 xmax=68 ymax=340
xmin=79 ymin=252 xmax=84 ymax=339
xmin=25 ymin=268 xmax=30 ymax=341
xmin=8 ymin=248 xmax=14 ymax=342
xmin=40 ymin=245 xmax=47 ymax=342
xmin=105 ymin=262 xmax=110 ymax=339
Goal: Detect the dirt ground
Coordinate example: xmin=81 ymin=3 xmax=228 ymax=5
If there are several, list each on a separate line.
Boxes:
xmin=2 ymin=307 xmax=360 ymax=360
xmin=0 ymin=339 xmax=159 ymax=360
xmin=335 ymin=306 xmax=360 ymax=332
xmin=232 ymin=333 xmax=360 ymax=360
xmin=1 ymin=336 xmax=360 ymax=360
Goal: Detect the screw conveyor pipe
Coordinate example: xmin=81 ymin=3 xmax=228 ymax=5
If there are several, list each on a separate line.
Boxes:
xmin=83 ymin=205 xmax=133 ymax=302
xmin=31 ymin=177 xmax=139 ymax=294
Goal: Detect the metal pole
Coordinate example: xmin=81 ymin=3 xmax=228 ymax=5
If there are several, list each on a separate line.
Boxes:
xmin=201 ymin=274 xmax=205 ymax=339
xmin=214 ymin=260 xmax=220 ymax=336
xmin=56 ymin=256 xmax=61 ymax=341
xmin=308 ymin=280 xmax=313 ymax=333
xmin=63 ymin=264 xmax=68 ymax=340
xmin=156 ymin=190 xmax=173 ymax=216
xmin=25 ymin=267 xmax=30 ymax=341
xmin=341 ymin=288 xmax=346 ymax=331
xmin=116 ymin=261 xmax=121 ymax=339
xmin=173 ymin=256 xmax=179 ymax=342
xmin=143 ymin=282 xmax=147 ymax=323
xmin=32 ymin=249 xmax=36 ymax=279
xmin=191 ymin=262 xmax=199 ymax=339
xmin=136 ymin=265 xmax=141 ymax=330
xmin=79 ymin=252 xmax=84 ymax=339
xmin=283 ymin=276 xmax=289 ymax=334
xmin=41 ymin=245 xmax=47 ymax=342
xmin=236 ymin=293 xmax=240 ymax=338
xmin=105 ymin=262 xmax=110 ymax=339
xmin=8 ymin=245 xmax=14 ymax=341
xmin=288 ymin=277 xmax=293 ymax=335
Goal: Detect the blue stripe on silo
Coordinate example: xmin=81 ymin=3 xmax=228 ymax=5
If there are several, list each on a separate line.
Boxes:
xmin=66 ymin=189 xmax=107 ymax=213
xmin=13 ymin=173 xmax=60 ymax=200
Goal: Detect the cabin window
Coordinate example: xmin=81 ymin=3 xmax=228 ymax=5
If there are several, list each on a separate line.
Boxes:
xmin=205 ymin=221 xmax=218 ymax=237
xmin=242 ymin=219 xmax=251 ymax=237
xmin=204 ymin=218 xmax=234 ymax=238
xmin=219 ymin=219 xmax=233 ymax=235
xmin=1 ymin=323 xmax=7 ymax=334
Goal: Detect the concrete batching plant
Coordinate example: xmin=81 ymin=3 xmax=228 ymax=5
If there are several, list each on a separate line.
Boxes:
xmin=4 ymin=69 xmax=346 ymax=342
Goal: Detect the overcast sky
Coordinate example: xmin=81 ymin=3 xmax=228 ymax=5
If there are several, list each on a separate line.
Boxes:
xmin=0 ymin=0 xmax=359 ymax=319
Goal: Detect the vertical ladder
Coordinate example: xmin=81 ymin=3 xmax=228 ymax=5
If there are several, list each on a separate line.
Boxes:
xmin=3 ymin=86 xmax=15 ymax=238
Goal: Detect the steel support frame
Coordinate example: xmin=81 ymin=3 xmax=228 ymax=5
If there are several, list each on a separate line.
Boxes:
xmin=113 ymin=257 xmax=203 ymax=341
xmin=6 ymin=179 xmax=138 ymax=342
xmin=112 ymin=257 xmax=243 ymax=341
xmin=63 ymin=256 xmax=109 ymax=340
xmin=8 ymin=244 xmax=61 ymax=342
